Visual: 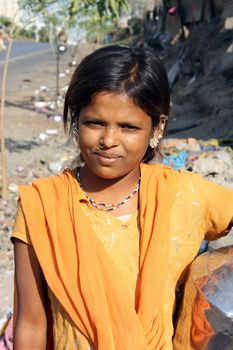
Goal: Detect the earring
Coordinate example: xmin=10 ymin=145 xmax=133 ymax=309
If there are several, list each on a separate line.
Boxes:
xmin=149 ymin=133 xmax=163 ymax=149
xmin=149 ymin=134 xmax=159 ymax=149
xmin=149 ymin=132 xmax=160 ymax=149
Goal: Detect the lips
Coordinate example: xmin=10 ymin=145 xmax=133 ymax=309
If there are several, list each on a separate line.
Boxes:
xmin=94 ymin=152 xmax=121 ymax=159
xmin=93 ymin=151 xmax=122 ymax=165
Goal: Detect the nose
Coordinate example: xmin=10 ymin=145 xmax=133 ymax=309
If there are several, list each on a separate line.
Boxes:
xmin=100 ymin=126 xmax=119 ymax=148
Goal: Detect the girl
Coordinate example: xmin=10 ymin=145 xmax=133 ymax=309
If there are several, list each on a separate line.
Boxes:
xmin=12 ymin=45 xmax=233 ymax=350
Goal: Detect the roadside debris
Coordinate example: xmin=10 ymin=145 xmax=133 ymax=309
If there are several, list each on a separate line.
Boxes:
xmin=48 ymin=160 xmax=64 ymax=173
xmin=47 ymin=115 xmax=62 ymax=122
xmin=39 ymin=132 xmax=48 ymax=141
xmin=161 ymin=138 xmax=233 ymax=189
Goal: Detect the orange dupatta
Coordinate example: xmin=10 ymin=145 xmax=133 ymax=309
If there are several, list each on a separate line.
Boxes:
xmin=18 ymin=163 xmax=175 ymax=350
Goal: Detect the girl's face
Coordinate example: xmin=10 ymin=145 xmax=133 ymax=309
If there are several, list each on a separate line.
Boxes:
xmin=78 ymin=92 xmax=156 ymax=180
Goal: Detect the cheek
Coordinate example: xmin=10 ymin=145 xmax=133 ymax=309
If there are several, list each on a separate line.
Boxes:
xmin=79 ymin=129 xmax=100 ymax=147
xmin=123 ymin=133 xmax=150 ymax=154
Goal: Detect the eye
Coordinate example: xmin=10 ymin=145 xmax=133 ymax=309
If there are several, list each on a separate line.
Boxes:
xmin=84 ymin=120 xmax=104 ymax=127
xmin=121 ymin=124 xmax=140 ymax=131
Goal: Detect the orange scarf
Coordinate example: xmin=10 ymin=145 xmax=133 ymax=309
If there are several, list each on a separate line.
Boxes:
xmin=19 ymin=164 xmax=175 ymax=349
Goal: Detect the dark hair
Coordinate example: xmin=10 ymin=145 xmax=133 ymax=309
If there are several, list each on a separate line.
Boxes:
xmin=63 ymin=45 xmax=170 ymax=163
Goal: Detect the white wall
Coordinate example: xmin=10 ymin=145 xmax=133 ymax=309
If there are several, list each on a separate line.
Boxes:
xmin=0 ymin=0 xmax=21 ymax=25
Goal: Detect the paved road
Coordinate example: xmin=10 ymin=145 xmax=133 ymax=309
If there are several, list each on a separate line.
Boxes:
xmin=0 ymin=40 xmax=51 ymax=65
xmin=0 ymin=40 xmax=92 ymax=101
xmin=0 ymin=40 xmax=73 ymax=99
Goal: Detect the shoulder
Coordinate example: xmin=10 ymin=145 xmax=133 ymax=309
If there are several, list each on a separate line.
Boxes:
xmin=20 ymin=169 xmax=75 ymax=190
xmin=140 ymin=163 xmax=209 ymax=200
xmin=141 ymin=163 xmax=201 ymax=183
xmin=144 ymin=164 xmax=233 ymax=199
xmin=19 ymin=169 xmax=77 ymax=203
xmin=18 ymin=170 xmax=78 ymax=225
xmin=32 ymin=168 xmax=75 ymax=188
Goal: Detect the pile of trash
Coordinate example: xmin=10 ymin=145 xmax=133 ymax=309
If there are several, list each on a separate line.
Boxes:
xmin=161 ymin=137 xmax=233 ymax=189
xmin=32 ymin=82 xmax=69 ymax=115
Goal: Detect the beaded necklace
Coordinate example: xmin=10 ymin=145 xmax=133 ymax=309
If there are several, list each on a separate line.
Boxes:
xmin=76 ymin=168 xmax=141 ymax=212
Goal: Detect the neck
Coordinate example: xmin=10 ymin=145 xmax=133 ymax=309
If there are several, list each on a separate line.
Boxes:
xmin=79 ymin=165 xmax=140 ymax=194
xmin=77 ymin=165 xmax=141 ymax=216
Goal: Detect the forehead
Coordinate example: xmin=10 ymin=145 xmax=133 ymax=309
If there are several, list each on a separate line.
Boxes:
xmin=81 ymin=92 xmax=151 ymax=123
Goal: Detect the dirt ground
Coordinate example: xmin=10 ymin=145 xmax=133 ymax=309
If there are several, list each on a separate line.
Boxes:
xmin=0 ymin=18 xmax=233 ymax=321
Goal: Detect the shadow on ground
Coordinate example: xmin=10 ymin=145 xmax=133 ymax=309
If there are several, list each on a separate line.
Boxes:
xmin=6 ymin=138 xmax=40 ymax=152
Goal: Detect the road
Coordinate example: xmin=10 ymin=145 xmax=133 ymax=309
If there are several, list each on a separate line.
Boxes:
xmin=0 ymin=40 xmax=73 ymax=100
xmin=0 ymin=40 xmax=51 ymax=65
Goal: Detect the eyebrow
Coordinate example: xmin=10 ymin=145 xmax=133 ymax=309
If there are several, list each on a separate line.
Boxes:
xmin=81 ymin=116 xmax=141 ymax=127
xmin=81 ymin=115 xmax=104 ymax=121
xmin=81 ymin=113 xmax=142 ymax=123
xmin=80 ymin=116 xmax=106 ymax=125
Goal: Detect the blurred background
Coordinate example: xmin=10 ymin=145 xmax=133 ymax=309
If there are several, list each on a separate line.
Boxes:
xmin=0 ymin=0 xmax=233 ymax=331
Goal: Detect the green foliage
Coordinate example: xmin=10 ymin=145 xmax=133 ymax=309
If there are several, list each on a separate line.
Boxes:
xmin=0 ymin=16 xmax=12 ymax=28
xmin=80 ymin=12 xmax=115 ymax=43
xmin=18 ymin=26 xmax=37 ymax=40
xmin=20 ymin=0 xmax=57 ymax=13
xmin=20 ymin=0 xmax=128 ymax=21
xmin=19 ymin=0 xmax=129 ymax=45
xmin=128 ymin=17 xmax=144 ymax=35
xmin=38 ymin=26 xmax=50 ymax=42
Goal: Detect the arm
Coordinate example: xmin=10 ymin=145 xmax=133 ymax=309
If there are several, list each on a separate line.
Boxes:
xmin=14 ymin=239 xmax=48 ymax=350
xmin=197 ymin=175 xmax=233 ymax=240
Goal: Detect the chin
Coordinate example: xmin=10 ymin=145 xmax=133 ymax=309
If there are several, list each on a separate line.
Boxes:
xmin=94 ymin=167 xmax=123 ymax=180
xmin=83 ymin=157 xmax=140 ymax=180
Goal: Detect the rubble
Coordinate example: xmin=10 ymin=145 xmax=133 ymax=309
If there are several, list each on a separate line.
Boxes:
xmin=7 ymin=183 xmax=18 ymax=195
xmin=48 ymin=160 xmax=64 ymax=173
xmin=220 ymin=43 xmax=233 ymax=79
xmin=46 ymin=129 xmax=58 ymax=135
xmin=48 ymin=115 xmax=63 ymax=122
xmin=161 ymin=138 xmax=233 ymax=189
xmin=39 ymin=132 xmax=48 ymax=141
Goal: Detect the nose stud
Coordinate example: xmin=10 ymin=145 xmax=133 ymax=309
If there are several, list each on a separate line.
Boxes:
xmin=98 ymin=141 xmax=106 ymax=150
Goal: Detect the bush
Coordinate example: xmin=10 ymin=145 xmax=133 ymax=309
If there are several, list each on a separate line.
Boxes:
xmin=0 ymin=15 xmax=12 ymax=28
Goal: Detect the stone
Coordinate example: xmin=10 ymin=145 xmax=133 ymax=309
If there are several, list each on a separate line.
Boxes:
xmin=46 ymin=129 xmax=58 ymax=135
xmin=48 ymin=161 xmax=64 ymax=173
xmin=8 ymin=183 xmax=18 ymax=194
xmin=187 ymin=137 xmax=198 ymax=145
xmin=218 ymin=108 xmax=232 ymax=119
xmin=213 ymin=150 xmax=232 ymax=166
xmin=175 ymin=142 xmax=189 ymax=151
xmin=34 ymin=101 xmax=48 ymax=109
xmin=220 ymin=51 xmax=233 ymax=79
xmin=208 ymin=228 xmax=233 ymax=251
xmin=193 ymin=158 xmax=228 ymax=176
xmin=188 ymin=143 xmax=201 ymax=152
xmin=39 ymin=133 xmax=48 ymax=141
xmin=224 ymin=167 xmax=233 ymax=183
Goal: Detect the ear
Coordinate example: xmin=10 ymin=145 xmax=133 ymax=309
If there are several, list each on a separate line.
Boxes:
xmin=152 ymin=114 xmax=168 ymax=138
